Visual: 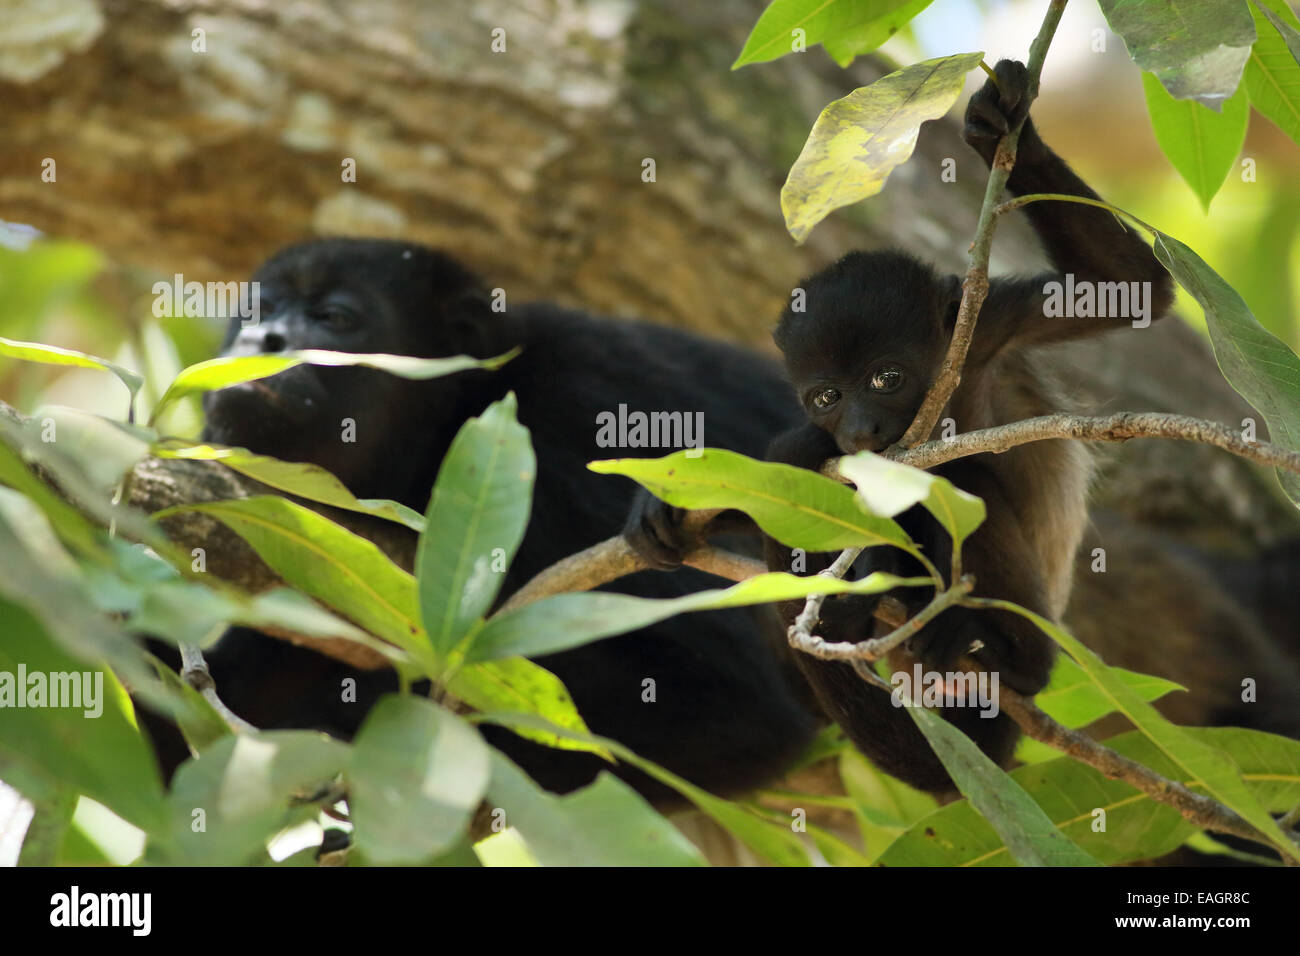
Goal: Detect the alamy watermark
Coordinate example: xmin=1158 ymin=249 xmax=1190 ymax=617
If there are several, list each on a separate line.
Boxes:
xmin=595 ymin=404 xmax=704 ymax=457
xmin=152 ymin=274 xmax=261 ymax=327
xmin=0 ymin=665 xmax=103 ymax=718
xmin=1042 ymin=274 xmax=1154 ymax=328
xmin=50 ymin=886 xmax=151 ymax=936
xmin=891 ymin=663 xmax=1000 ymax=718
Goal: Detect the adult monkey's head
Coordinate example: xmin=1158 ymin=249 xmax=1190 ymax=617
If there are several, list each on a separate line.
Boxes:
xmin=774 ymin=250 xmax=959 ymax=454
xmin=203 ymin=238 xmax=497 ymax=503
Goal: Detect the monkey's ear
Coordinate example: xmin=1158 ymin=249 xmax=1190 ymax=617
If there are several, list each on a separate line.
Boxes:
xmin=943 ymin=274 xmax=963 ymax=328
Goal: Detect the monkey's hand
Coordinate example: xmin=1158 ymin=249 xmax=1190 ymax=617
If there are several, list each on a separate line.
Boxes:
xmin=623 ymin=490 xmax=698 ymax=571
xmin=907 ymin=608 xmax=1054 ymax=695
xmin=963 ymin=59 xmax=1048 ymax=168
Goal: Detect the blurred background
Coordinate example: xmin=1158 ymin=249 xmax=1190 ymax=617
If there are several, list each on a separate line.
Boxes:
xmin=1 ymin=0 xmax=1296 ymax=431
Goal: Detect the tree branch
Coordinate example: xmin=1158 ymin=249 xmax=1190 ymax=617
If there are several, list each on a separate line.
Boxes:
xmin=891 ymin=411 xmax=1300 ymax=474
xmin=178 ymin=642 xmax=257 ymax=735
xmin=997 ymin=686 xmax=1284 ymax=851
xmin=866 ymin=596 xmax=1297 ymax=857
xmin=495 ymin=517 xmax=766 ymax=615
xmin=896 ymin=0 xmax=1068 ymax=448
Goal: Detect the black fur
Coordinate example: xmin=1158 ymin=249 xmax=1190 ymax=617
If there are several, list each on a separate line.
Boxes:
xmin=140 ymin=237 xmax=821 ymax=804
xmin=625 ymin=61 xmax=1175 ymax=792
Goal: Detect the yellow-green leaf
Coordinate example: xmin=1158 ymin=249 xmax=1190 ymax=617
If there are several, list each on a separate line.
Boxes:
xmin=590 ymin=448 xmax=915 ymax=553
xmin=781 ymin=52 xmax=983 ymax=243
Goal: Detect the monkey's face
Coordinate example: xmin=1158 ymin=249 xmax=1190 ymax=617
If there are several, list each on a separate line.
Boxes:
xmin=202 ymin=239 xmax=490 ymax=497
xmin=787 ymin=353 xmax=933 ymax=453
xmin=775 ymin=250 xmax=957 ymax=453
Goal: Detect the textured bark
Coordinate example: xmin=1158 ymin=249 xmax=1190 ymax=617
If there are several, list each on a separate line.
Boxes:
xmin=1 ymin=0 xmax=997 ymax=337
xmin=3 ymin=0 xmax=1292 ymax=545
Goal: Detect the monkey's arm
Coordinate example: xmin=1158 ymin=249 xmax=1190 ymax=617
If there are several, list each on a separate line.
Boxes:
xmin=762 ymin=426 xmax=1040 ymax=791
xmin=963 ymin=60 xmax=1173 ymax=361
xmin=913 ymin=457 xmax=1058 ymax=695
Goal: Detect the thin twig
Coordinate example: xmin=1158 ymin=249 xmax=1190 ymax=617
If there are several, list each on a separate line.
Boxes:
xmin=896 ymin=0 xmax=1069 ymax=448
xmin=787 ymin=576 xmax=970 ymax=662
xmin=786 ymin=546 xmax=863 ymax=646
xmin=178 ymin=642 xmax=257 ymax=735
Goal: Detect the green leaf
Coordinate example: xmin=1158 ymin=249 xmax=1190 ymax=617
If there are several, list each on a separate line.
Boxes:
xmin=348 ymin=696 xmax=490 ymax=865
xmin=469 ymin=570 xmax=920 ymax=663
xmin=1247 ymin=0 xmax=1300 ymax=146
xmin=838 ymin=747 xmax=938 ymax=861
xmin=1035 ymin=655 xmax=1183 ymax=728
xmin=823 ymin=0 xmax=936 ymax=68
xmin=902 ymin=703 xmax=1100 ymax=866
xmin=418 ymin=394 xmax=535 ymax=660
xmin=744 ymin=801 xmax=875 ymax=865
xmin=985 ymin=598 xmax=1300 ymax=861
xmin=22 ymin=407 xmax=153 ymax=493
xmin=837 ymin=451 xmax=985 ymax=552
xmin=478 ymin=712 xmax=813 ymax=866
xmin=159 ymin=731 xmax=348 ymax=864
xmin=1098 ymin=0 xmax=1255 ymax=109
xmin=0 ymin=494 xmax=163 ymax=707
xmin=447 ymin=658 xmax=606 ymax=758
xmin=780 ymin=52 xmax=984 ymax=243
xmin=1140 ymin=71 xmax=1248 ymax=210
xmin=0 ymin=597 xmax=166 ymax=834
xmin=589 ymin=449 xmax=915 ymax=553
xmin=733 ymin=0 xmax=933 ymax=69
xmin=880 ymin=727 xmax=1300 ymax=866
xmin=0 ymin=335 xmax=142 ymax=418
xmin=150 ymin=349 xmax=516 ymax=426
xmin=485 ymin=752 xmax=706 ymax=865
xmin=1150 ymin=231 xmax=1300 ymax=506
xmin=17 ymin=787 xmax=78 ymax=867
xmin=1255 ymin=0 xmax=1300 ymax=61
xmin=0 ymin=415 xmax=162 ymax=554
xmin=159 ymin=497 xmax=429 ymax=664
xmin=0 ymin=441 xmax=104 ymax=564
xmin=156 ymin=441 xmax=425 ymax=531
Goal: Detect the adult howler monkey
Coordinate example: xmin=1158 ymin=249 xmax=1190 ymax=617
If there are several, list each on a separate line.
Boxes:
xmin=142 ymin=238 xmax=821 ymax=804
xmin=627 ymin=61 xmax=1174 ymax=792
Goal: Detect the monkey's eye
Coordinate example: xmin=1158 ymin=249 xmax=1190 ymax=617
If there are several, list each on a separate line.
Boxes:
xmin=315 ymin=305 xmax=357 ymax=331
xmin=870 ymin=367 xmax=904 ymax=393
xmin=811 ymin=387 xmax=841 ymax=410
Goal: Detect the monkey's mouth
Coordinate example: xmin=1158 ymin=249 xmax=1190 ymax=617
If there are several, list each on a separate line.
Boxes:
xmin=204 ymin=370 xmax=322 ymax=436
xmin=237 ymin=379 xmax=285 ymax=405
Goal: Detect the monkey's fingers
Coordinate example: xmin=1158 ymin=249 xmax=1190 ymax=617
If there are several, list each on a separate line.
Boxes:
xmin=990 ymin=59 xmax=1031 ymax=119
xmin=623 ymin=498 xmax=694 ymax=571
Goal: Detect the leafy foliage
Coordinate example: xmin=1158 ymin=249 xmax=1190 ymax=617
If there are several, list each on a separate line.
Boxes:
xmin=4 ymin=0 xmax=1300 ymax=869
